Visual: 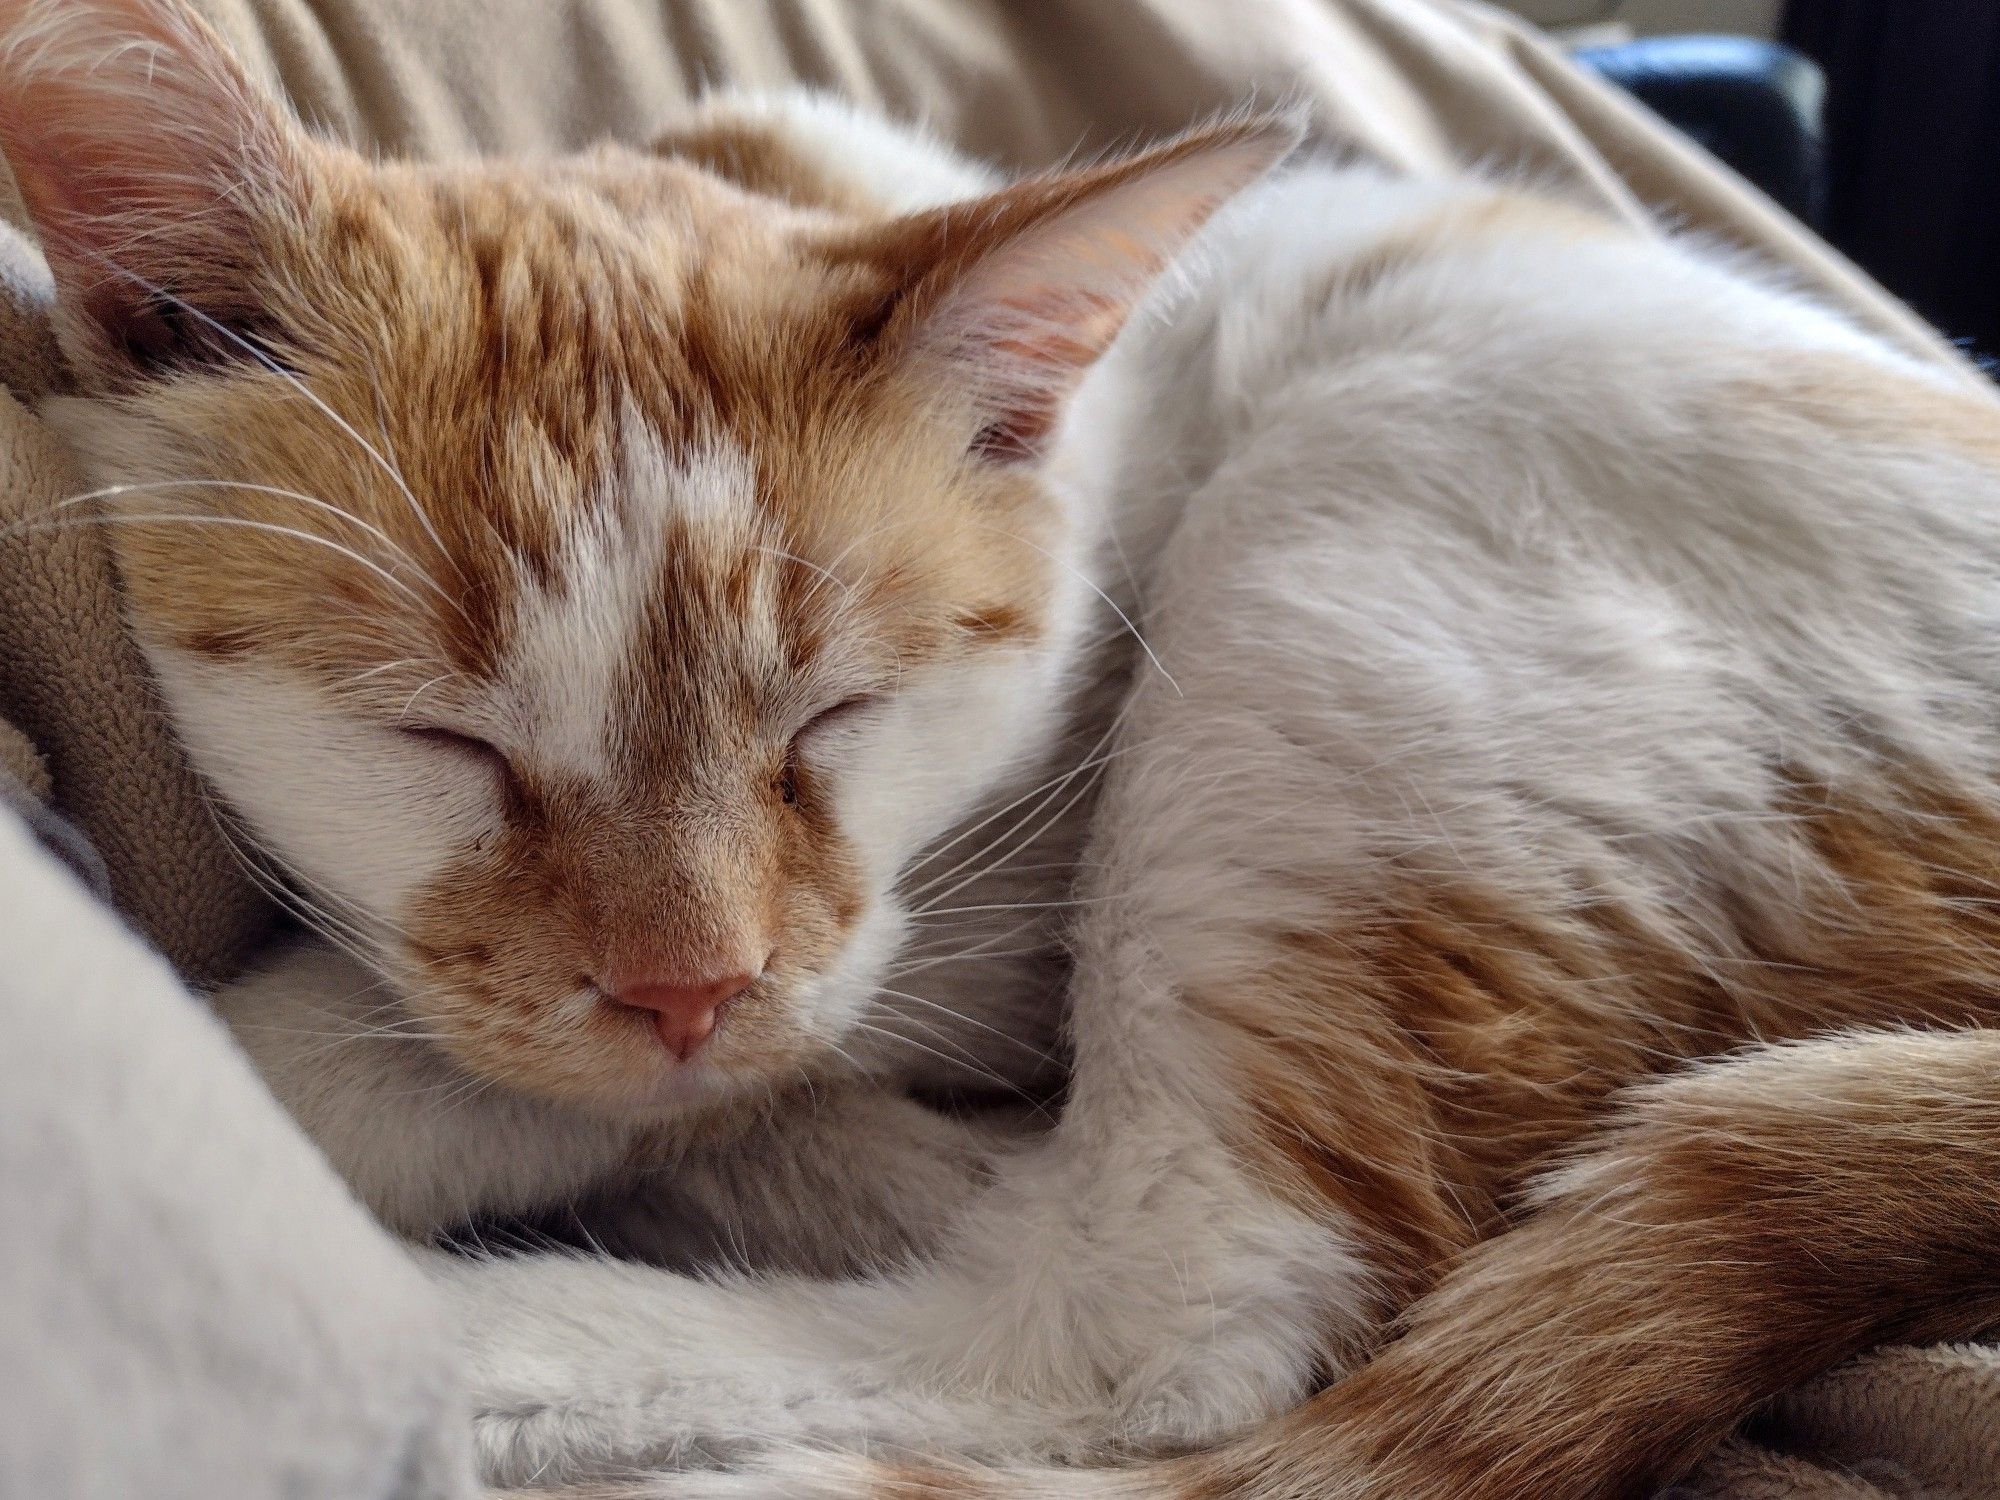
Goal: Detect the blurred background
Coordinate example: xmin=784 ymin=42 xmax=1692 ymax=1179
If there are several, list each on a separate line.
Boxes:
xmin=1504 ymin=1 xmax=1781 ymax=33
xmin=1500 ymin=1 xmax=1997 ymax=368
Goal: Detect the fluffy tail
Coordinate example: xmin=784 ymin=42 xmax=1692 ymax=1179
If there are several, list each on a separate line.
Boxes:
xmin=1180 ymin=1025 xmax=2000 ymax=1500
xmin=558 ymin=1027 xmax=2000 ymax=1500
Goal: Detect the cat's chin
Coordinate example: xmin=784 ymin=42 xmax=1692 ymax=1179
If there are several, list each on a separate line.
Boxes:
xmin=565 ymin=1057 xmax=758 ymax=1121
xmin=408 ymin=1000 xmax=789 ymax=1121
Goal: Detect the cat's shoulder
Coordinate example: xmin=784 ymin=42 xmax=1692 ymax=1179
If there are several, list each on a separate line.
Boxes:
xmin=1196 ymin=157 xmax=1983 ymax=435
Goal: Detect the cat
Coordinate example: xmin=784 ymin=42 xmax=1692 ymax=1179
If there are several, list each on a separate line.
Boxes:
xmin=6 ymin=3 xmax=2000 ymax=1500
xmin=2 ymin=0 xmax=1073 ymax=1266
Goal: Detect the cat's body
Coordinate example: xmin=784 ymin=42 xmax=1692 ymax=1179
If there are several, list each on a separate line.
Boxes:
xmin=427 ymin=103 xmax=2000 ymax=1500
xmin=7 ymin=6 xmax=2000 ymax=1500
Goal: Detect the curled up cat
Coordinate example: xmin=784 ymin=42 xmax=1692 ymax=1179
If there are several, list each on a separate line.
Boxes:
xmin=6 ymin=2 xmax=2000 ymax=1498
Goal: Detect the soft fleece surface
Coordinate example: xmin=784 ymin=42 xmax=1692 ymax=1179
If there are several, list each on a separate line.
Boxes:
xmin=0 ymin=2 xmax=1995 ymax=1497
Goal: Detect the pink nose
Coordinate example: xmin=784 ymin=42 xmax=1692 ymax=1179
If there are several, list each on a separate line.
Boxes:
xmin=607 ymin=969 xmax=758 ymax=1060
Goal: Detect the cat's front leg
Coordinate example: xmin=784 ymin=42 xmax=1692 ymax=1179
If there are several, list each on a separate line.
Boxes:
xmin=434 ymin=933 xmax=1358 ymax=1485
xmin=428 ymin=1247 xmax=1073 ymax=1483
xmin=577 ymin=1088 xmax=1041 ymax=1276
xmin=214 ymin=940 xmax=636 ymax=1236
xmin=427 ymin=1089 xmax=1065 ymax=1481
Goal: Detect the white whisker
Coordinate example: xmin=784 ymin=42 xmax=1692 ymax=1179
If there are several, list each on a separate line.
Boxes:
xmin=50 ymin=478 xmax=445 ymax=597
xmin=77 ymin=249 xmax=462 ymax=602
xmin=4 ymin=512 xmax=434 ymax=610
xmin=972 ymin=518 xmax=1179 ymax=692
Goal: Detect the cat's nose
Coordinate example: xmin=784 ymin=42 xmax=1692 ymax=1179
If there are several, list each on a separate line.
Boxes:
xmin=608 ymin=967 xmax=760 ymax=1060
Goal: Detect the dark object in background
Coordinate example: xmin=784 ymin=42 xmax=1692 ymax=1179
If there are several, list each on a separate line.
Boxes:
xmin=1575 ymin=34 xmax=1827 ymax=229
xmin=1782 ymin=0 xmax=1999 ymax=369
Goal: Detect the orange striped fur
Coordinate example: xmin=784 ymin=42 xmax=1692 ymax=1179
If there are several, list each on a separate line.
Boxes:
xmin=9 ymin=8 xmax=2000 ymax=1500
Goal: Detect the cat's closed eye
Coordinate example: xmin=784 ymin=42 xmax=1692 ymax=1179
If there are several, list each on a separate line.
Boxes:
xmin=774 ymin=696 xmax=880 ymax=807
xmin=399 ymin=725 xmax=519 ymax=797
xmin=796 ymin=695 xmax=880 ymax=745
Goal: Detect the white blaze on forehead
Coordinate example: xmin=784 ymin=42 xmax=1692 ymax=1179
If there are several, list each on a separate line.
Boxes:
xmin=502 ymin=415 xmax=765 ymax=780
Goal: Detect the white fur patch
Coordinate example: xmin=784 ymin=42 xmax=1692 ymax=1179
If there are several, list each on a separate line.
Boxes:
xmin=503 ymin=418 xmax=761 ymax=781
xmin=146 ymin=649 xmax=494 ymax=922
xmin=429 ymin=103 xmax=2000 ymax=1499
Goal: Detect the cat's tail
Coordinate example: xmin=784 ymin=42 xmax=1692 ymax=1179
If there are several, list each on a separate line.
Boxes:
xmin=1169 ymin=1024 xmax=2000 ymax=1500
xmin=551 ymin=1025 xmax=2000 ymax=1500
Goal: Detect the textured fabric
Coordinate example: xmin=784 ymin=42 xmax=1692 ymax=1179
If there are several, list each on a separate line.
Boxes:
xmin=0 ymin=2 xmax=1993 ymax=1497
xmin=188 ymin=0 xmax=1971 ymax=371
xmin=0 ymin=711 xmax=45 ymax=801
xmin=1751 ymin=1345 xmax=2000 ymax=1499
xmin=0 ymin=213 xmax=268 ymax=985
xmin=1675 ymin=1442 xmax=1900 ymax=1500
xmin=0 ymin=810 xmax=474 ymax=1500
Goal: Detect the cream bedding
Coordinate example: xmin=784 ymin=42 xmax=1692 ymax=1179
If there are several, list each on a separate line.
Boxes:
xmin=0 ymin=3 xmax=1993 ymax=1496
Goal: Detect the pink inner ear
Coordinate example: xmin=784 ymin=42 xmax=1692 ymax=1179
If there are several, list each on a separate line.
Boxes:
xmin=904 ymin=118 xmax=1300 ymax=462
xmin=0 ymin=0 xmax=304 ymax=361
xmin=969 ymin=292 xmax=1133 ymax=461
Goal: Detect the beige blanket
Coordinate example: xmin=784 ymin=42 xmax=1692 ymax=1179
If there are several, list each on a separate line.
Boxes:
xmin=0 ymin=1 xmax=1992 ymax=1494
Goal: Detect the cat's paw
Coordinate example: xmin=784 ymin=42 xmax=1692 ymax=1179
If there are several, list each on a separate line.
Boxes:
xmin=425 ymin=1245 xmax=1183 ymax=1483
xmin=426 ymin=1251 xmax=1020 ymax=1484
xmin=467 ymin=1367 xmax=1062 ymax=1490
xmin=428 ymin=1252 xmax=819 ymax=1483
xmin=524 ymin=1451 xmax=974 ymax=1500
xmin=472 ymin=1382 xmax=817 ymax=1487
xmin=1111 ymin=1360 xmax=1301 ymax=1453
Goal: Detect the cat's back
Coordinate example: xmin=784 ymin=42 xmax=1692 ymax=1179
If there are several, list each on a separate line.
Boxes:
xmin=1185 ymin=160 xmax=1996 ymax=522
xmin=1154 ymin=161 xmax=2000 ymax=786
xmin=1093 ymin=160 xmax=2000 ymax=1200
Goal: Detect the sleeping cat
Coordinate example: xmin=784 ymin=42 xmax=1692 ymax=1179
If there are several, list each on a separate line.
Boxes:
xmin=7 ymin=2 xmax=2000 ymax=1499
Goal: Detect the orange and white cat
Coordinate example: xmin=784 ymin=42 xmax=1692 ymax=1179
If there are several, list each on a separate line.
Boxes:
xmin=6 ymin=3 xmax=2000 ymax=1500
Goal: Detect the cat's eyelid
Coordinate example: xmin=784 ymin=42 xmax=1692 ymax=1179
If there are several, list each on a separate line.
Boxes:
xmin=397 ymin=722 xmax=511 ymax=766
xmin=797 ymin=692 xmax=882 ymax=739
xmin=397 ymin=721 xmax=490 ymax=745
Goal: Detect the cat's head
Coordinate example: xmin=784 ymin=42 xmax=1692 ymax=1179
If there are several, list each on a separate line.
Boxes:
xmin=0 ymin=0 xmax=1293 ymax=1112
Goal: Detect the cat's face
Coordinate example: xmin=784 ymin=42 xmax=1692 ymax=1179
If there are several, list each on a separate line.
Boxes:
xmin=0 ymin=0 xmax=1291 ymax=1112
xmin=53 ymin=151 xmax=1090 ymax=1112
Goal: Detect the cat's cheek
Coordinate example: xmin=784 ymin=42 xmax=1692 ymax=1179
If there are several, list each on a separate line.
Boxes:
xmin=798 ymin=897 xmax=910 ymax=1044
xmin=824 ymin=657 xmax=1058 ymax=879
xmin=144 ymin=650 xmax=471 ymax=917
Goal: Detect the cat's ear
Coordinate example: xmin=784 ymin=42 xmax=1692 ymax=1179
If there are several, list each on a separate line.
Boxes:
xmin=0 ymin=0 xmax=314 ymax=378
xmin=867 ymin=115 xmax=1301 ymax=463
